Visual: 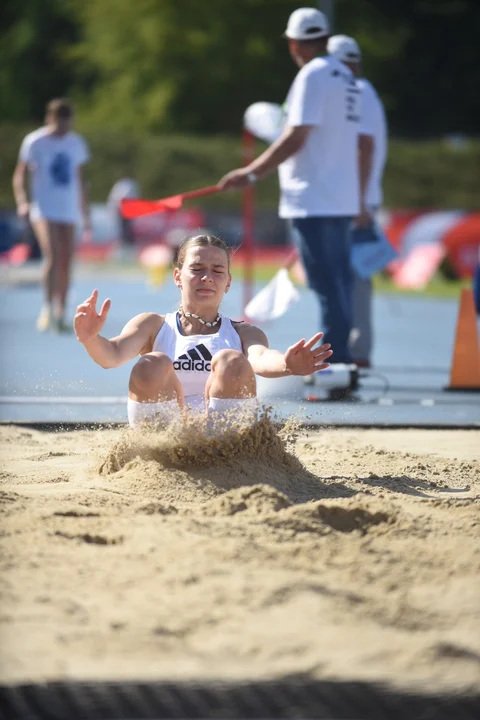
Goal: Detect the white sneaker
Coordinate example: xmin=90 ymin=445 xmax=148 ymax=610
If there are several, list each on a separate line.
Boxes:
xmin=36 ymin=307 xmax=51 ymax=332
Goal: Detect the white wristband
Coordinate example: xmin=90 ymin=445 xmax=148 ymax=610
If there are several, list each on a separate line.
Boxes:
xmin=247 ymin=171 xmax=258 ymax=184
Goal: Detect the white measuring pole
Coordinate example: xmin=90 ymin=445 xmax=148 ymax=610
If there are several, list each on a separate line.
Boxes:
xmin=318 ymin=0 xmax=334 ymax=29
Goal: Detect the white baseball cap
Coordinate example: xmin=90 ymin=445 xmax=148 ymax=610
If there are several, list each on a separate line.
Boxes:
xmin=284 ymin=8 xmax=330 ymax=41
xmin=327 ymin=35 xmax=361 ymax=63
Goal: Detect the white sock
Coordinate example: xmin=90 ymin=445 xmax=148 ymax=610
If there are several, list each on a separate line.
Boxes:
xmin=127 ymin=398 xmax=180 ymax=429
xmin=207 ymin=396 xmax=258 ymax=433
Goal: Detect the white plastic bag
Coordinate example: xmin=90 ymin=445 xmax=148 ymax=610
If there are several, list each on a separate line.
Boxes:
xmin=244 ymin=268 xmax=300 ymax=323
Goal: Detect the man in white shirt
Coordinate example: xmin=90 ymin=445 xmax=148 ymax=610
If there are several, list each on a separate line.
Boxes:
xmin=220 ymin=8 xmax=372 ymax=364
xmin=328 ymin=35 xmax=388 ymax=368
xmin=13 ymin=98 xmax=90 ymax=332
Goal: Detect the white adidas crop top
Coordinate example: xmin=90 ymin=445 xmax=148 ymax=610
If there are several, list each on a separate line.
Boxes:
xmin=152 ymin=312 xmax=243 ymax=406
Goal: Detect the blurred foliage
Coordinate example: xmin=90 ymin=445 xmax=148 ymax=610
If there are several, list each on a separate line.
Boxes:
xmin=1 ymin=0 xmax=479 ymax=136
xmin=1 ymin=126 xmax=479 ymax=210
xmin=335 ymin=0 xmax=480 ymax=137
xmin=1 ymin=0 xmax=479 ymax=211
xmin=0 ymin=0 xmax=79 ymax=121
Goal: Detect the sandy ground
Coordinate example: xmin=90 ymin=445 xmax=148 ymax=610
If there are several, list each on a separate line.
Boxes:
xmin=0 ymin=420 xmax=479 ymax=695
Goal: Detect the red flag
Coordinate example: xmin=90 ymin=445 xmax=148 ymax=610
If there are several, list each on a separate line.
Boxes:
xmin=121 ymin=185 xmax=221 ymax=218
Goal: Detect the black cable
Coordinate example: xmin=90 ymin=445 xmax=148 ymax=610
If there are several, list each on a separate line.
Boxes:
xmin=358 ymin=369 xmax=391 ymax=400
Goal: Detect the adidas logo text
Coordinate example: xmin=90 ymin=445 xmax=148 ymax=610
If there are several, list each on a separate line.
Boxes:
xmin=173 ymin=344 xmax=212 ymax=373
xmin=174 ymin=358 xmax=211 ymax=372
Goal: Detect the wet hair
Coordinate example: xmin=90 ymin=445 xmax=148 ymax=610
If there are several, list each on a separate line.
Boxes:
xmin=175 ymin=234 xmax=231 ymax=270
xmin=46 ymin=98 xmax=74 ymax=119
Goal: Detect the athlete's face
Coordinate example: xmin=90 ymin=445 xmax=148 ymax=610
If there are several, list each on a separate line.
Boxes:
xmin=174 ymin=245 xmax=231 ymax=310
xmin=47 ymin=113 xmax=73 ymax=136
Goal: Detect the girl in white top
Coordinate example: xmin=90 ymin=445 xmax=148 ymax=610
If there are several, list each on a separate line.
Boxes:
xmin=13 ymin=98 xmax=90 ymax=333
xmin=74 ymin=234 xmax=333 ymax=430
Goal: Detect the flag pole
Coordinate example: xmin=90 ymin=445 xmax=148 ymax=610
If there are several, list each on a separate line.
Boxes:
xmin=242 ymin=129 xmax=255 ymax=318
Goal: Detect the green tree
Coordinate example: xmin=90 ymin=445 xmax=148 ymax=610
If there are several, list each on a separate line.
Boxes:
xmin=70 ymin=0 xmax=480 ymax=136
xmin=0 ymin=0 xmax=78 ymax=122
xmin=1 ymin=0 xmax=479 ymax=137
xmin=69 ymin=0 xmax=307 ymax=133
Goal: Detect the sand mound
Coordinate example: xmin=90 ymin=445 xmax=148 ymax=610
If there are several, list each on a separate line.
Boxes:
xmin=200 ymin=484 xmax=292 ymax=517
xmin=199 ymin=486 xmax=393 ymax=537
xmin=263 ymin=496 xmax=394 ymax=535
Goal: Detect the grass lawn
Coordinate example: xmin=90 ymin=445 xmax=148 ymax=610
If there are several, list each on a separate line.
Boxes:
xmin=231 ymin=263 xmax=471 ymax=300
xmin=372 ymin=273 xmax=471 ymax=299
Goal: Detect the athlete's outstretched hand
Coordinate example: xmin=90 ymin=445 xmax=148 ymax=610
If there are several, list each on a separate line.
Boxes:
xmin=284 ymin=332 xmax=332 ymax=376
xmin=74 ymin=289 xmax=111 ymax=343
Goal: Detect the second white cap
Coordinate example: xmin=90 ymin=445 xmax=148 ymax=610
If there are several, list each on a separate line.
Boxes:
xmin=327 ymin=35 xmax=362 ymax=63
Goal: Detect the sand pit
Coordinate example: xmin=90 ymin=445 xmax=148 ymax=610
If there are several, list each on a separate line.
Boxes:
xmin=0 ymin=420 xmax=479 ymax=697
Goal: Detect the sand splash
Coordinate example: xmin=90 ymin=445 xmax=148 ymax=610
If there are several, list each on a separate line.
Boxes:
xmin=96 ymin=408 xmax=353 ymax=507
xmin=99 ymin=407 xmax=299 ymax=470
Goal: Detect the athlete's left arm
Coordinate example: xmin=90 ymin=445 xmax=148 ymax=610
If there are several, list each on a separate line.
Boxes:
xmin=237 ymin=324 xmax=332 ymax=378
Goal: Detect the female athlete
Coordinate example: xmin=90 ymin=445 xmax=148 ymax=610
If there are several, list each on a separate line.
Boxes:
xmin=74 ymin=234 xmax=333 ymax=429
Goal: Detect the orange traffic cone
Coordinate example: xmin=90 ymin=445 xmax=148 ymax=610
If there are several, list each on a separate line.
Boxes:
xmin=445 ymin=288 xmax=480 ymax=391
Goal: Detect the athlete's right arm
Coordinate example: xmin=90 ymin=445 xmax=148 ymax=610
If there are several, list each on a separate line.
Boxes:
xmin=74 ymin=289 xmax=163 ymax=368
xmin=12 ymin=161 xmax=30 ymax=218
